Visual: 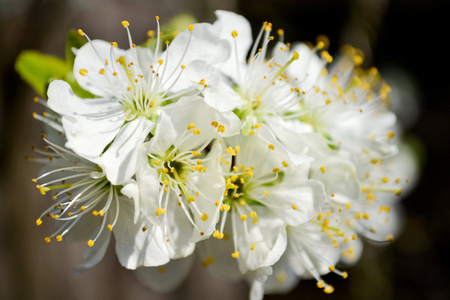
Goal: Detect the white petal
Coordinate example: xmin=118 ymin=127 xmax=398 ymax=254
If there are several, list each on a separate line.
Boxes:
xmin=48 ymin=80 xmax=123 ymax=116
xmin=196 ymin=233 xmax=243 ymax=281
xmin=101 ymin=116 xmax=154 ymax=185
xmin=112 ymin=197 xmax=170 ymax=269
xmin=203 ymin=78 xmax=246 ymax=112
xmin=73 ymin=228 xmax=111 ymax=274
xmin=145 ymin=111 xmax=178 ymax=157
xmin=163 ymin=95 xmax=241 ymax=151
xmin=234 ymin=208 xmax=287 ymax=273
xmin=189 ymin=142 xmax=225 ymax=242
xmin=263 ymin=255 xmax=299 ymax=295
xmin=134 ymin=256 xmax=194 ymax=293
xmin=256 ymin=179 xmax=327 ymax=226
xmin=287 ymin=222 xmax=340 ymax=278
xmin=162 ymin=195 xmax=196 ymax=259
xmin=161 ymin=23 xmax=231 ymax=93
xmin=73 ymin=39 xmax=130 ymax=97
xmin=213 ymin=10 xmax=253 ymax=84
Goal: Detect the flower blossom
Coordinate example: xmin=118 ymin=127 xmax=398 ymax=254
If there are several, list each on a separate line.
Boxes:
xmin=31 ymin=134 xmax=170 ymax=272
xmin=123 ymin=96 xmax=241 ymax=259
xmin=48 ymin=18 xmax=230 ymax=185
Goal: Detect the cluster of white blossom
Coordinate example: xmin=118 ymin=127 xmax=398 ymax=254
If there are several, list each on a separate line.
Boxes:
xmin=31 ymin=10 xmax=414 ymax=299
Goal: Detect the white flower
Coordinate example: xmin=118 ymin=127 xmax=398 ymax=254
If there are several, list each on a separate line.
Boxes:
xmin=202 ymin=124 xmax=326 ymax=274
xmin=32 ymin=135 xmax=170 ymax=271
xmin=204 ymin=11 xmax=302 ymax=135
xmin=123 ymin=96 xmax=241 ymax=259
xmin=48 ymin=19 xmax=230 ymax=185
xmin=286 ymin=44 xmax=398 ymax=158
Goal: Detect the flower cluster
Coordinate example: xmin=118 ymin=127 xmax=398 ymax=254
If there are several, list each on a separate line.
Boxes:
xmin=29 ymin=10 xmax=414 ymax=299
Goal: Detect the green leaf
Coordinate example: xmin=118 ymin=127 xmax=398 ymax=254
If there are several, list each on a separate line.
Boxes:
xmin=15 ymin=50 xmax=69 ymax=97
xmin=65 ymin=29 xmax=87 ymax=69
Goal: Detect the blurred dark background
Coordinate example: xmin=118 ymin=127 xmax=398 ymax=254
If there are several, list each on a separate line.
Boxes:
xmin=1 ymin=0 xmax=449 ymax=299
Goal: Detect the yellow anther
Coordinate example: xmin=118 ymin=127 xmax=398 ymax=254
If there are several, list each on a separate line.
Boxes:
xmin=250 ymin=212 xmax=257 ymax=218
xmin=231 ymin=251 xmax=240 ymax=258
xmin=79 ymin=69 xmax=88 ymax=76
xmin=342 ymin=271 xmax=348 ymax=279
xmin=193 ymin=129 xmax=201 ymax=135
xmin=240 ymin=200 xmax=245 ymax=206
xmin=382 ymin=176 xmax=390 ymax=183
xmin=387 ymin=234 xmax=394 ymax=242
xmin=250 ymin=244 xmax=256 ymax=250
xmin=187 ymin=196 xmax=196 ymax=203
xmin=56 ymin=235 xmax=62 ymax=242
xmin=321 ymin=51 xmax=333 ymax=63
xmin=234 ymin=193 xmax=240 ymax=199
xmin=353 ymin=55 xmax=363 ymax=66
xmin=142 ymin=226 xmax=147 ymax=232
xmin=107 ymin=224 xmax=113 ymax=232
xmin=156 ymin=207 xmax=166 ymax=216
xmin=158 ymin=59 xmax=164 ymax=65
xmin=201 ymin=256 xmax=215 ymax=267
xmin=187 ymin=123 xmax=195 ymax=130
xmin=111 ymin=42 xmax=118 ymax=47
xmin=293 ymin=51 xmax=299 ymax=60
xmin=317 ymin=280 xmax=325 ymax=288
xmin=282 ymin=161 xmax=289 ymax=167
xmin=328 ymin=266 xmax=335 ymax=271
xmin=87 ymin=240 xmax=94 ymax=247
xmin=387 ymin=131 xmax=395 ymax=139
xmin=292 ymin=204 xmax=298 ymax=210
xmin=200 ymin=213 xmax=208 ymax=221
xmin=345 ymin=203 xmax=351 ymax=209
xmin=121 ymin=20 xmax=130 ymax=28
xmin=273 ymin=168 xmax=279 ymax=174
xmin=320 ymin=166 xmax=326 ymax=173
xmin=77 ymin=29 xmax=85 ymax=36
xmin=45 ymin=237 xmax=51 ymax=243
xmin=98 ymin=210 xmax=104 ymax=217
xmin=92 ymin=210 xmax=98 ymax=217
xmin=99 ymin=68 xmax=105 ymax=75
xmin=317 ymin=41 xmax=325 ymax=49
xmin=268 ymin=144 xmax=275 ymax=150
xmin=155 ymin=16 xmax=159 ymax=20
xmin=231 ymin=30 xmax=238 ymax=38
xmin=264 ymin=191 xmax=269 ymax=196
xmin=223 ymin=204 xmax=231 ymax=211
xmin=325 ymin=99 xmax=332 ymax=105
xmin=36 ymin=219 xmax=42 ymax=226
xmin=324 ymin=285 xmax=334 ymax=294
xmin=240 ymin=215 xmax=247 ymax=221
xmin=277 ymin=28 xmax=284 ymax=36
xmin=188 ymin=24 xmax=194 ymax=31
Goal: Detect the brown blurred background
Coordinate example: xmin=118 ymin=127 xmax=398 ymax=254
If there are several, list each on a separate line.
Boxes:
xmin=1 ymin=0 xmax=449 ymax=299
